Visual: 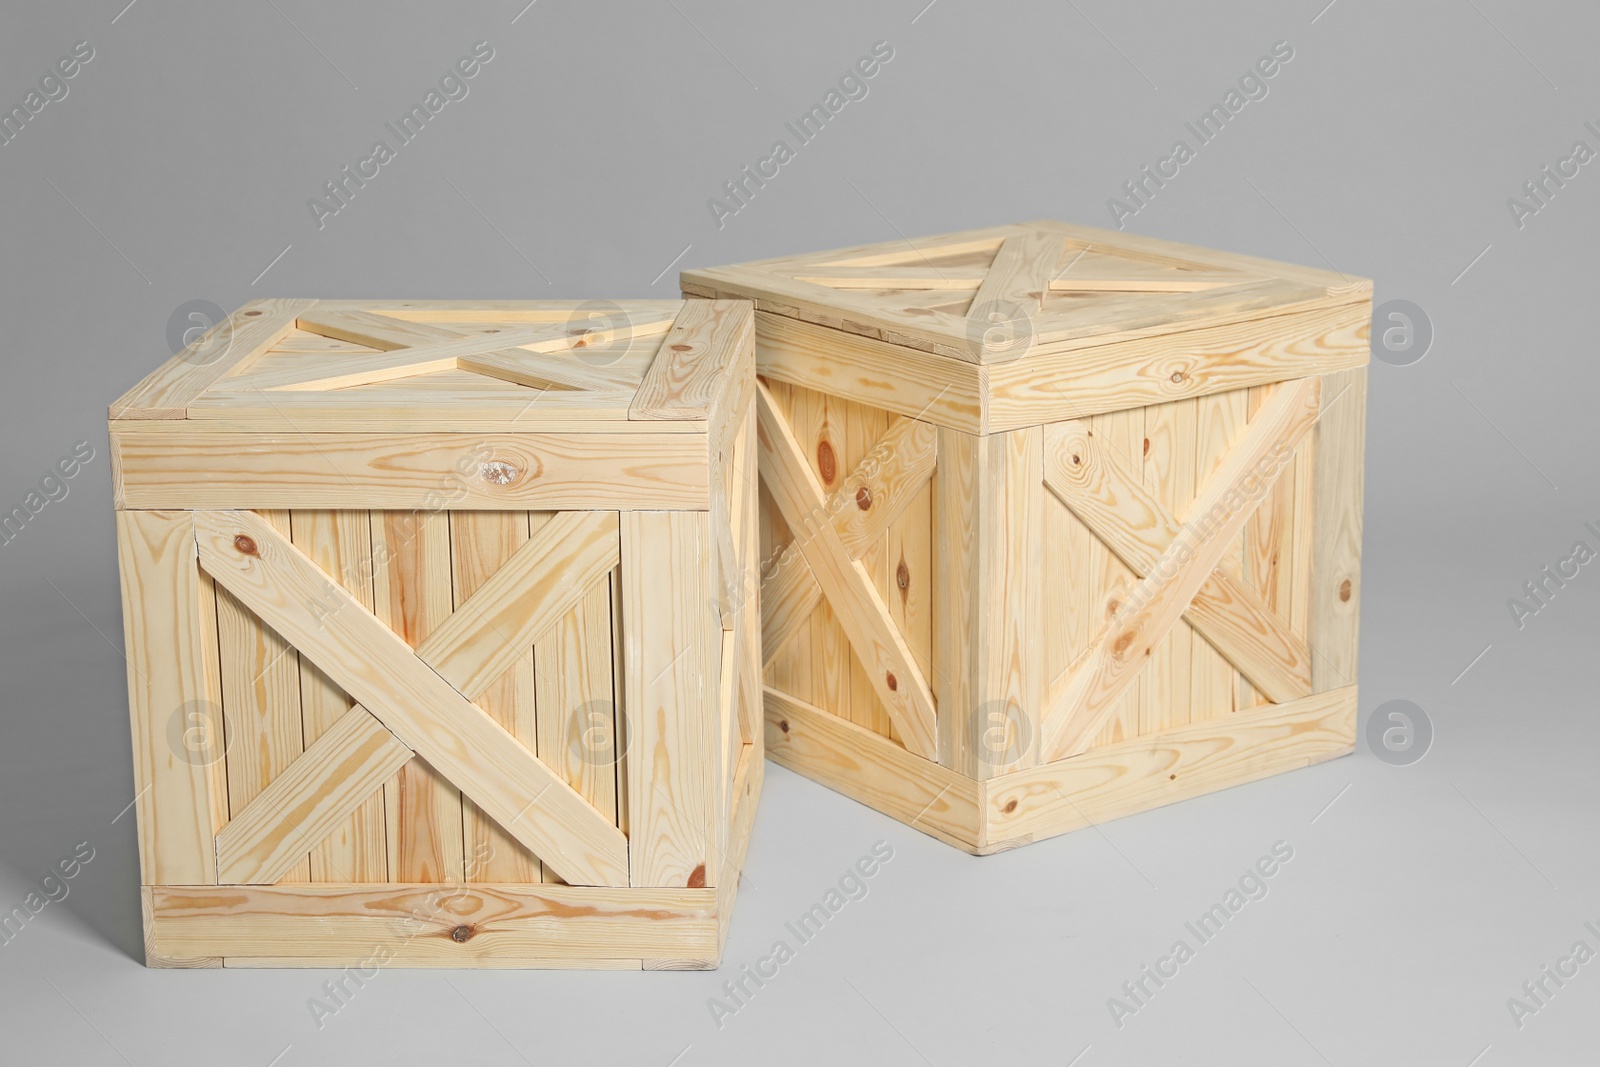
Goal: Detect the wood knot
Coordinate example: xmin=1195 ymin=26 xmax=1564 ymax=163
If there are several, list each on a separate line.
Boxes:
xmin=1169 ymin=773 xmax=1177 ymax=780
xmin=1070 ymin=453 xmax=1081 ymax=466
xmin=1170 ymin=370 xmax=1186 ymax=383
xmin=816 ymin=439 xmax=837 ymax=484
xmin=1112 ymin=631 xmax=1137 ymax=657
xmin=450 ymin=925 xmax=473 ymax=943
xmin=1002 ymin=798 xmax=1018 ymax=814
xmin=233 ymin=535 xmax=258 ymax=556
xmin=687 ymin=863 xmax=707 ymax=889
xmin=1338 ymin=578 xmax=1353 ymax=603
xmin=778 ymin=719 xmax=789 ymax=734
xmin=1143 ymin=437 xmax=1151 ymax=456
xmin=855 ymin=486 xmax=873 ymax=511
xmin=671 ymin=343 xmax=693 ymax=352
xmin=896 ymin=560 xmax=911 ymax=592
xmin=885 ymin=672 xmax=898 ymax=692
xmin=242 ymin=310 xmax=263 ymax=317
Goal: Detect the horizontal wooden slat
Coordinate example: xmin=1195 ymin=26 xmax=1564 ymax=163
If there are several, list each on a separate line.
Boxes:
xmin=192 ymin=510 xmax=630 ymax=887
xmin=764 ymin=688 xmax=980 ymax=852
xmin=112 ymin=431 xmax=710 ymax=510
xmin=988 ymin=685 xmax=1356 ymax=848
xmin=754 ymin=312 xmax=985 ymax=434
xmin=147 ymin=883 xmax=717 ymax=962
xmin=987 ymin=300 xmax=1369 ymax=432
xmin=416 ymin=511 xmax=620 ymax=699
xmin=215 ymin=706 xmax=413 ymax=886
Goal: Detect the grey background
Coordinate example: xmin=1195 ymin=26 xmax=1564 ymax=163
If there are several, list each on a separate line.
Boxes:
xmin=1 ymin=0 xmax=1594 ymax=1063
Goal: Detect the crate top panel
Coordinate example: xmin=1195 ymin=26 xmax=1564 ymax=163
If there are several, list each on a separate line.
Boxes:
xmin=111 ymin=298 xmax=753 ymax=434
xmin=681 ymin=219 xmax=1372 ymax=366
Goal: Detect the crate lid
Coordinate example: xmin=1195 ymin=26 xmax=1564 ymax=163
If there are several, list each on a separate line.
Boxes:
xmin=681 ymin=219 xmax=1371 ymax=365
xmin=111 ymin=298 xmax=752 ymax=433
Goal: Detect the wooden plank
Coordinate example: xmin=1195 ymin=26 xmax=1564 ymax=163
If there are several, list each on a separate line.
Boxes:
xmin=1041 ymin=418 xmax=1313 ymax=704
xmin=631 ymin=300 xmax=754 ymax=422
xmin=290 ymin=509 xmax=388 ymax=882
xmin=450 ymin=510 xmax=541 ymax=885
xmin=787 ymin=264 xmax=1242 ymax=292
xmin=294 ymin=309 xmax=459 ymax=350
xmin=371 ymin=509 xmax=463 ymax=884
xmin=194 ymin=509 xmax=630 ymax=887
xmin=116 ymin=511 xmax=229 ymax=885
xmin=756 ymin=382 xmax=939 ymax=759
xmin=960 ymin=230 xmax=1062 ymax=323
xmin=147 ymin=883 xmax=718 ymax=962
xmin=986 ymin=300 xmax=1369 ymax=433
xmin=933 ymin=427 xmax=981 ymax=773
xmin=1191 ymin=389 xmax=1249 ymax=720
xmin=215 ymin=706 xmax=414 ymax=886
xmin=1141 ymin=399 xmax=1196 ymax=733
xmin=111 ymin=298 xmax=317 ymax=419
xmin=113 ymin=431 xmax=710 ymax=511
xmin=1086 ymin=409 xmax=1145 ymax=749
xmin=753 ymin=313 xmax=985 ymax=434
xmin=1041 ymin=377 xmax=1323 ymax=761
xmin=142 ymin=888 xmax=222 ymax=967
xmin=214 ymin=509 xmax=309 ymax=883
xmin=417 ymin=511 xmax=620 ymax=700
xmin=622 ymin=511 xmax=721 ymax=888
xmin=535 ymin=577 xmax=621 ymax=884
xmin=1310 ymin=367 xmax=1367 ymax=692
xmin=765 ymin=688 xmax=982 ymax=853
xmin=833 ymin=416 xmax=938 ymax=559
xmin=988 ymin=685 xmax=1356 ymax=849
xmin=715 ymin=741 xmax=762 ymax=956
xmin=759 ymin=549 xmax=820 ymax=670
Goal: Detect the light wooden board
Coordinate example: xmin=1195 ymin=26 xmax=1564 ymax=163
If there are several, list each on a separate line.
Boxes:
xmin=113 ymin=431 xmax=710 ymax=511
xmin=622 ymin=511 xmax=720 ymax=888
xmin=116 ymin=511 xmax=228 ymax=885
xmin=146 ymin=883 xmax=718 ymax=962
xmin=1310 ymin=367 xmax=1367 ymax=692
xmin=987 ymin=685 xmax=1356 ymax=850
xmin=194 ymin=509 xmax=630 ymax=887
xmin=764 ymin=688 xmax=982 ymax=852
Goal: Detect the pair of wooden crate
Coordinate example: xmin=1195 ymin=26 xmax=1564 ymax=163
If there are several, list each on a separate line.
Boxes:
xmin=112 ymin=220 xmax=1368 ymax=968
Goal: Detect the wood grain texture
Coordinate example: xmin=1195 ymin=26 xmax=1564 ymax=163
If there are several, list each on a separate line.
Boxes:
xmin=1310 ymin=367 xmax=1367 ymax=693
xmin=371 ymin=509 xmax=463 ymax=885
xmin=116 ymin=511 xmax=228 ymax=885
xmin=1042 ymin=377 xmax=1323 ymax=761
xmin=111 ymin=299 xmax=317 ymax=419
xmin=756 ymin=382 xmax=938 ymax=759
xmin=194 ymin=509 xmax=630 ymax=887
xmin=147 ymin=883 xmax=718 ymax=963
xmin=1041 ymin=418 xmax=1313 ymax=704
xmin=290 ymin=509 xmax=388 ymax=882
xmin=113 ymin=431 xmax=711 ymax=511
xmin=215 ymin=706 xmax=413 ymax=886
xmin=450 ymin=510 xmax=541 ymax=885
xmin=987 ymin=685 xmax=1356 ymax=849
xmin=622 ymin=511 xmax=721 ymax=888
xmin=765 ymin=688 xmax=981 ymax=852
xmin=631 ymin=300 xmax=753 ymax=422
xmin=417 ymin=511 xmax=619 ymax=700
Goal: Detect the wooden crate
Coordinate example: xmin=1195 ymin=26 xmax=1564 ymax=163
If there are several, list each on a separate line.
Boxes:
xmin=683 ymin=220 xmax=1368 ymax=854
xmin=110 ymin=298 xmax=762 ymax=967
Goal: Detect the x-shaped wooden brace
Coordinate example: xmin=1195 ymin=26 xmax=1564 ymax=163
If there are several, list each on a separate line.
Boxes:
xmin=223 ymin=308 xmax=677 ymax=395
xmin=1039 ymin=376 xmax=1322 ymax=761
xmin=755 ymin=382 xmax=940 ymax=759
xmin=198 ymin=508 xmax=628 ymax=887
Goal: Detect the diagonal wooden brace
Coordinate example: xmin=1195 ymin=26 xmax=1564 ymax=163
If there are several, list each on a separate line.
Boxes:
xmin=755 ymin=382 xmax=939 ymax=759
xmin=194 ymin=509 xmax=630 ymax=887
xmin=1040 ymin=377 xmax=1323 ymax=761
